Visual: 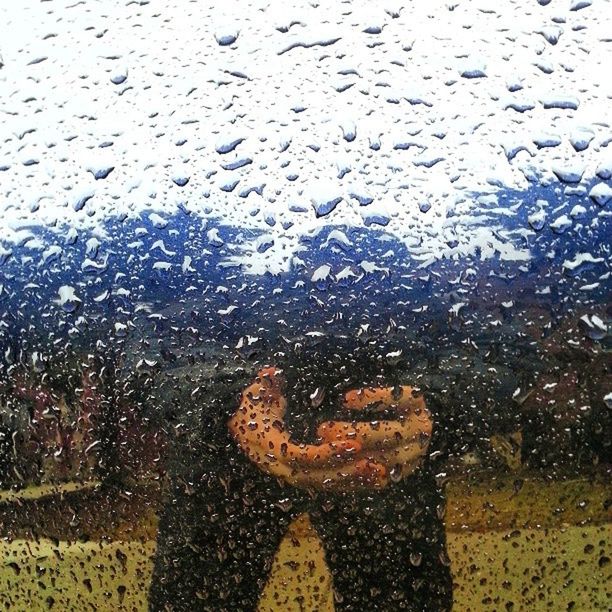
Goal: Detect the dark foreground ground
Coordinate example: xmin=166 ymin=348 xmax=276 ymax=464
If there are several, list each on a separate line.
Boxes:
xmin=0 ymin=468 xmax=610 ymax=611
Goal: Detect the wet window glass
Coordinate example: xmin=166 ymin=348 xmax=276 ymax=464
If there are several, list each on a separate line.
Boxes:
xmin=0 ymin=1 xmax=610 ymax=610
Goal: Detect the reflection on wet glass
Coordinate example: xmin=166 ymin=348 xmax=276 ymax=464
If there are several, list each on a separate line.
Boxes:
xmin=0 ymin=0 xmax=610 ymax=610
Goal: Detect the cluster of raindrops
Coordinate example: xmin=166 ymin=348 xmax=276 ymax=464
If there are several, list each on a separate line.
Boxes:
xmin=0 ymin=0 xmax=610 ymax=275
xmin=0 ymin=2 xmax=610 ymax=611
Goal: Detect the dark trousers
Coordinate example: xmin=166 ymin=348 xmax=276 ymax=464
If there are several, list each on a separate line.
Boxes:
xmin=149 ymin=456 xmax=452 ymax=612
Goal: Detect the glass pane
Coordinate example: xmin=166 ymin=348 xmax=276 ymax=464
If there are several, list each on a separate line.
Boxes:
xmin=0 ymin=1 xmax=609 ymax=610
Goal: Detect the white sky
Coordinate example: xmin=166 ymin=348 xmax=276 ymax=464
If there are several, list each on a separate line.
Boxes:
xmin=0 ymin=0 xmax=610 ymax=273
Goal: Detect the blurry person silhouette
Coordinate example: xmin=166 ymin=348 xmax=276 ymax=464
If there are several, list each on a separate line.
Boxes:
xmin=149 ymin=336 xmax=453 ymax=611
